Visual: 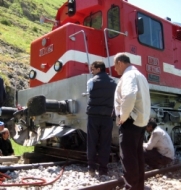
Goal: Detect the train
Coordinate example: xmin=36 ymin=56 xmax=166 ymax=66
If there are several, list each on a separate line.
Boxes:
xmin=1 ymin=0 xmax=181 ymax=154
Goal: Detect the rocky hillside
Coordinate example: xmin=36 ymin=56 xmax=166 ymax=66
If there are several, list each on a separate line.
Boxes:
xmin=0 ymin=0 xmax=65 ymax=106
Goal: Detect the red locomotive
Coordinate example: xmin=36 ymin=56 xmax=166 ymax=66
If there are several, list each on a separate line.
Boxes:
xmin=1 ymin=0 xmax=181 ymax=153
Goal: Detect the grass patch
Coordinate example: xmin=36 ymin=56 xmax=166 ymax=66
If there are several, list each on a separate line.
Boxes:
xmin=11 ymin=139 xmax=34 ymax=156
xmin=32 ymin=26 xmax=38 ymax=32
xmin=0 ymin=0 xmax=66 ymax=55
xmin=0 ymin=19 xmax=12 ymax=26
xmin=0 ymin=73 xmax=10 ymax=86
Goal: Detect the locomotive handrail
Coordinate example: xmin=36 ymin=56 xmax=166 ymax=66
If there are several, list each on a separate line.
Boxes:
xmin=69 ymin=30 xmax=91 ymax=74
xmin=104 ymin=28 xmax=128 ymax=76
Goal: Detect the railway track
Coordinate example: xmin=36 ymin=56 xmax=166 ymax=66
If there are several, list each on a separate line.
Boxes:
xmin=0 ymin=159 xmax=181 ymax=190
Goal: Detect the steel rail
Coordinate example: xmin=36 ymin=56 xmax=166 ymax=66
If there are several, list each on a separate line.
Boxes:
xmin=0 ymin=160 xmax=77 ymax=172
xmin=145 ymin=163 xmax=181 ymax=179
xmin=79 ymin=178 xmax=124 ymax=190
xmin=1 ymin=161 xmax=181 ymax=189
xmin=79 ymin=163 xmax=181 ymax=190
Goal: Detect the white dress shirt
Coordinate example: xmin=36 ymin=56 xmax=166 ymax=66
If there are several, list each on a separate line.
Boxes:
xmin=87 ymin=78 xmax=94 ymax=93
xmin=143 ymin=126 xmax=175 ymax=159
xmin=114 ymin=65 xmax=150 ymax=127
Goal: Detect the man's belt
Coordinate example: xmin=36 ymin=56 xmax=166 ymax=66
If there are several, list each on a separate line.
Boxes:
xmin=117 ymin=115 xmax=134 ymax=121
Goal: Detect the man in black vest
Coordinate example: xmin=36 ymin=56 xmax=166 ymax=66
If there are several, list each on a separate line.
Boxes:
xmin=86 ymin=61 xmax=116 ymax=176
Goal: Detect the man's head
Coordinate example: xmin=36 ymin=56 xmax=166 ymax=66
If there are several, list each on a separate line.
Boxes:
xmin=114 ymin=53 xmax=131 ymax=76
xmin=90 ymin=61 xmax=106 ymax=76
xmin=0 ymin=128 xmax=9 ymax=140
xmin=146 ymin=118 xmax=157 ymax=133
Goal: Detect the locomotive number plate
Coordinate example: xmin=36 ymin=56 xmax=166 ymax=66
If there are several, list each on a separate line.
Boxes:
xmin=39 ymin=44 xmax=54 ymax=57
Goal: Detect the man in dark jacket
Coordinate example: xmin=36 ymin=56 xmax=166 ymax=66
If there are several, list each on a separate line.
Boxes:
xmin=0 ymin=128 xmax=14 ymax=156
xmin=0 ymin=77 xmax=6 ymax=115
xmin=86 ymin=61 xmax=116 ymax=176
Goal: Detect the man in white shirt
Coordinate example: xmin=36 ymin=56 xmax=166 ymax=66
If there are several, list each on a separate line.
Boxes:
xmin=143 ymin=118 xmax=175 ymax=169
xmin=114 ymin=53 xmax=150 ymax=190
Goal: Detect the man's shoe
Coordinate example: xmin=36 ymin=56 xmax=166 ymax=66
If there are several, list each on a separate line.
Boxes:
xmin=88 ymin=168 xmax=95 ymax=177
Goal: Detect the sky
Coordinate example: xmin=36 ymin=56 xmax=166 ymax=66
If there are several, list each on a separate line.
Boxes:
xmin=128 ymin=0 xmax=181 ymax=23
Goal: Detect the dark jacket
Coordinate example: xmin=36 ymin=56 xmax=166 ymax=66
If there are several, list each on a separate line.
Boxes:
xmin=0 ymin=137 xmax=14 ymax=156
xmin=87 ymin=72 xmax=117 ymax=116
xmin=0 ymin=77 xmax=6 ymax=107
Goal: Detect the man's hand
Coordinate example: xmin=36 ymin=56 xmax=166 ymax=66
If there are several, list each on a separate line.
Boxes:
xmin=116 ymin=115 xmax=124 ymax=126
xmin=119 ymin=120 xmax=123 ymax=125
xmin=143 ymin=143 xmax=147 ymax=148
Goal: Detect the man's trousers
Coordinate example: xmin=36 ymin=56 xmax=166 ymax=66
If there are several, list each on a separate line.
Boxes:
xmin=144 ymin=148 xmax=172 ymax=169
xmin=119 ymin=118 xmax=145 ymax=190
xmin=87 ymin=115 xmax=113 ymax=171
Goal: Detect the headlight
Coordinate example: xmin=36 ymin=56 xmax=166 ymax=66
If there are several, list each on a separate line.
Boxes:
xmin=29 ymin=70 xmax=36 ymax=79
xmin=42 ymin=38 xmax=47 ymax=46
xmin=54 ymin=61 xmax=63 ymax=72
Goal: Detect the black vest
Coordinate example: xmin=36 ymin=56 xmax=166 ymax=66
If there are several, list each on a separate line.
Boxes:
xmin=86 ymin=72 xmax=116 ymax=116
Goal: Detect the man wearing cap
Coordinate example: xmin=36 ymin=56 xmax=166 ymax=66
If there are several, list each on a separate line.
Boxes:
xmin=0 ymin=128 xmax=14 ymax=156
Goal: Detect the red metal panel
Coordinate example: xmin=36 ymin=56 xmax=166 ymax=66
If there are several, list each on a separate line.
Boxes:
xmin=30 ymin=23 xmax=105 ymax=87
xmin=30 ymin=0 xmax=181 ymax=89
xmin=76 ymin=0 xmax=102 ymax=11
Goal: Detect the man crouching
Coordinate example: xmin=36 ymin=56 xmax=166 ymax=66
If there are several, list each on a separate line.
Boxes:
xmin=143 ymin=118 xmax=174 ymax=169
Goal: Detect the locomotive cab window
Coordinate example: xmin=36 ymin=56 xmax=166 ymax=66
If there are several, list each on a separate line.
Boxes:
xmin=107 ymin=5 xmax=120 ymax=38
xmin=137 ymin=13 xmax=164 ymax=50
xmin=84 ymin=11 xmax=102 ymax=29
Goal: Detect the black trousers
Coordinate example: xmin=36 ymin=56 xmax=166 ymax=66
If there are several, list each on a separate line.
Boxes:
xmin=87 ymin=115 xmax=113 ymax=171
xmin=119 ymin=118 xmax=145 ymax=190
xmin=144 ymin=148 xmax=172 ymax=169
